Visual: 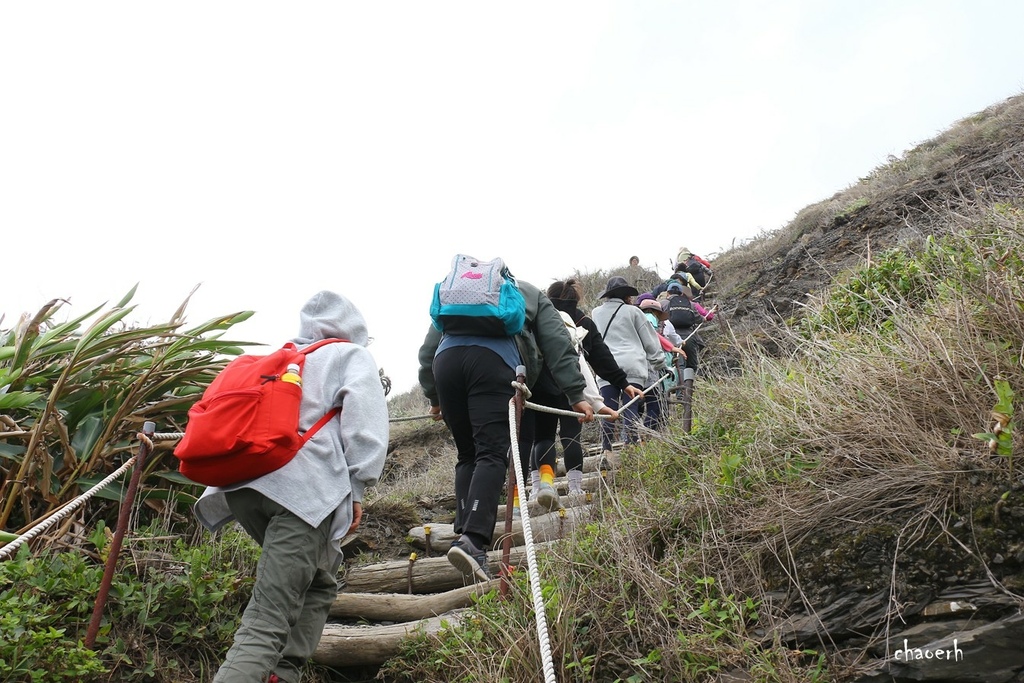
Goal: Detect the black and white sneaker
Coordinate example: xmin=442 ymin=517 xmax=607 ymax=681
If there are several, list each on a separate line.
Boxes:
xmin=447 ymin=536 xmax=492 ymax=582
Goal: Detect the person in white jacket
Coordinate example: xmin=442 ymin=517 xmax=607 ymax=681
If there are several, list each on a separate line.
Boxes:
xmin=194 ymin=290 xmax=389 ymax=683
xmin=559 ymin=311 xmax=618 ymax=421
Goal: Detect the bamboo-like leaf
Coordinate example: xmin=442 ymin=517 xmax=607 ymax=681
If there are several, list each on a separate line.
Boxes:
xmin=114 ymin=284 xmax=139 ymax=309
xmin=72 ymin=306 xmax=136 ymax=355
xmin=0 ymin=390 xmax=45 ymax=410
xmin=9 ymin=299 xmax=64 ymax=370
xmin=182 ymin=311 xmax=255 ymax=338
xmin=0 ymin=442 xmax=27 ymax=462
xmin=70 ymin=415 xmax=104 ymax=462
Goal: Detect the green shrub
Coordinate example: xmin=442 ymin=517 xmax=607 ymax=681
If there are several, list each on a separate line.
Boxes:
xmin=0 ymin=527 xmax=258 ymax=682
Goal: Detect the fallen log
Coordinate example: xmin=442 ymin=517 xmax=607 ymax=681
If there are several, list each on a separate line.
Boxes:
xmin=408 ymin=504 xmax=595 ymax=552
xmin=341 ymin=541 xmax=558 ymax=594
xmin=330 ymin=579 xmax=499 ymax=620
xmin=556 ymin=452 xmax=607 ymax=475
xmin=314 ymin=613 xmax=465 ymax=668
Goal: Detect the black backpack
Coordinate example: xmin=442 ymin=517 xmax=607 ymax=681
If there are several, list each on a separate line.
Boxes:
xmin=667 ymin=294 xmax=699 ymax=329
xmin=682 ymin=257 xmax=711 ymax=288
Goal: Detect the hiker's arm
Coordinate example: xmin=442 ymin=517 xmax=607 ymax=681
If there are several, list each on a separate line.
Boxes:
xmin=335 ymin=346 xmax=390 ymax=503
xmin=417 ymin=326 xmax=443 ymax=408
xmin=571 ymin=400 xmax=595 ymax=423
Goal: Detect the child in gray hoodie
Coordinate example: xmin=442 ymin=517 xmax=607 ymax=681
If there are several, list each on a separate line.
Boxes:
xmin=194 ymin=290 xmax=389 ymax=683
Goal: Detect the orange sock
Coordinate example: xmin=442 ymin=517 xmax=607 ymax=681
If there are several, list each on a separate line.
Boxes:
xmin=539 ymin=465 xmax=555 ymax=485
xmin=512 ymin=486 xmax=520 ymax=507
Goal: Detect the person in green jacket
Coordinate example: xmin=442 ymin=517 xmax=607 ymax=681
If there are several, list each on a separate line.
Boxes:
xmin=418 ymin=270 xmax=593 ymax=582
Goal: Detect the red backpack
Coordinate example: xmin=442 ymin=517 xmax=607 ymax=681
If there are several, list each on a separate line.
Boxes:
xmin=174 ymin=338 xmax=347 ymax=486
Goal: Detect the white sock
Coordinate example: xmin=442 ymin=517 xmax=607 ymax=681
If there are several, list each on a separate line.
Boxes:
xmin=531 ymin=469 xmax=540 ymax=491
xmin=567 ymin=469 xmax=584 ymax=494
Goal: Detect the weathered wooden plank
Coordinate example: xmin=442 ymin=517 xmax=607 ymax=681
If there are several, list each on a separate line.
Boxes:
xmin=314 ymin=613 xmax=465 ymax=667
xmin=341 ymin=541 xmax=559 ymax=594
xmin=329 ymin=580 xmax=499 ymax=621
xmin=407 ymin=504 xmax=595 ymax=553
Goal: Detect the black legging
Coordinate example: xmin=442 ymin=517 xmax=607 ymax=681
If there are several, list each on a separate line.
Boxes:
xmin=433 ymin=345 xmax=515 ymax=550
xmin=527 ymin=391 xmax=588 ymax=476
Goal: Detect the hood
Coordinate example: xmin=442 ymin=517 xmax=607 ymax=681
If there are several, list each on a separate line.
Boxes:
xmin=293 ymin=290 xmax=370 ymax=347
xmin=550 ymin=297 xmax=577 ymax=315
xmin=558 ymin=310 xmax=587 ymax=352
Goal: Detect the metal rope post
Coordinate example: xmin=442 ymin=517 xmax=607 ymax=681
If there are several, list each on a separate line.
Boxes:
xmin=85 ymin=421 xmax=155 ymax=649
xmin=501 ymin=365 xmax=528 ymax=598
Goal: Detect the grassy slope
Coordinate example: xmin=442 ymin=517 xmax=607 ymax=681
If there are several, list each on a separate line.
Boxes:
xmin=373 ymin=94 xmax=1024 ymax=682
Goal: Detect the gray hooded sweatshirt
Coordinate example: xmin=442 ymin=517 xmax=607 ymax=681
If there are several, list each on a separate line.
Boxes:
xmin=194 ymin=291 xmax=389 ymax=570
xmin=590 ymin=297 xmax=669 ymax=388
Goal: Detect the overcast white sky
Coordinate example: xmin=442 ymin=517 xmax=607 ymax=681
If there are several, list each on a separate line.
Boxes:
xmin=4 ymin=2 xmax=1024 ymax=398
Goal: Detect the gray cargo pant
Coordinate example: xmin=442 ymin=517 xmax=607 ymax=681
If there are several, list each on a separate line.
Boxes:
xmin=214 ymin=489 xmax=337 ymax=683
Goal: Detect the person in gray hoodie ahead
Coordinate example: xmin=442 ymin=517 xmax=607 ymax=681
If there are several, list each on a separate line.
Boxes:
xmin=591 ymin=276 xmax=669 ymax=453
xmin=194 ymin=290 xmax=389 ymax=683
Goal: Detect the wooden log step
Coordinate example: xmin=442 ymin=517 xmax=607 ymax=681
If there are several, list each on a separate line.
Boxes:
xmin=555 ymin=452 xmax=608 ymax=475
xmin=407 ymin=504 xmax=595 ymax=552
xmin=314 ymin=613 xmax=465 ymax=668
xmin=341 ymin=541 xmax=557 ymax=594
xmin=330 ymin=579 xmax=500 ymax=621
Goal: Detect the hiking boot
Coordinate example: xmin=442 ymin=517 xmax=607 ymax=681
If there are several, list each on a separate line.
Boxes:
xmin=447 ymin=536 xmax=492 ymax=582
xmin=535 ymin=482 xmax=561 ymax=511
xmin=563 ymin=488 xmax=587 ymax=506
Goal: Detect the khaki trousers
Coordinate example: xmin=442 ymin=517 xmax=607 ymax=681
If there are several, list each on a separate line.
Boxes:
xmin=214 ymin=489 xmax=337 ymax=683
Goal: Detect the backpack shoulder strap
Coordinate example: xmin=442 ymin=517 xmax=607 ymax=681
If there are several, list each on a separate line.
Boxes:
xmin=300 ymin=338 xmax=349 ymax=355
xmin=601 ymin=303 xmax=626 ymax=339
xmin=301 ymin=406 xmax=341 ymax=442
xmin=298 ymin=338 xmax=349 ymax=438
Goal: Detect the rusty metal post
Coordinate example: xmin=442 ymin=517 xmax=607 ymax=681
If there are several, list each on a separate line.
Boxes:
xmin=86 ymin=421 xmax=155 ymax=649
xmin=681 ymin=378 xmax=695 ymax=433
xmin=501 ymin=365 xmax=527 ymax=598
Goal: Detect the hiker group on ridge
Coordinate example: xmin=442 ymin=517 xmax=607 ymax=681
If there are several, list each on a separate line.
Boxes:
xmin=181 ymin=250 xmax=717 ymax=679
xmin=417 ymin=249 xmax=717 ymax=584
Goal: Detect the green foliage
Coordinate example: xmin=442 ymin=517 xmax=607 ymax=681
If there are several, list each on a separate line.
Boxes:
xmin=838 ymin=196 xmax=869 ymax=218
xmin=0 ymin=528 xmax=257 ymax=682
xmin=0 ymin=289 xmax=255 ymax=536
xmin=974 ymin=379 xmax=1014 ymax=480
xmin=0 ymin=548 xmax=105 ymax=681
xmin=800 ymin=246 xmax=930 ymax=334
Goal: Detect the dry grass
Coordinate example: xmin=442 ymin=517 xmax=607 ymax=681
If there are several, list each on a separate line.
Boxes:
xmin=377 ymin=201 xmax=1024 ymax=682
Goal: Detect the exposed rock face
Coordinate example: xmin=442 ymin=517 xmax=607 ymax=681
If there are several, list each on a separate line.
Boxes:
xmin=855 ymin=614 xmax=1024 ymax=683
xmin=708 ymin=97 xmax=1024 ymax=682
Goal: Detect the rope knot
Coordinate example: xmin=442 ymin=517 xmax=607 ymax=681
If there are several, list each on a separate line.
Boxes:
xmin=511 ymin=380 xmax=532 ymax=399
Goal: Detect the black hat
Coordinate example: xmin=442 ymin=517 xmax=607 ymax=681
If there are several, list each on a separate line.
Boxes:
xmin=599 ymin=276 xmax=639 ymax=299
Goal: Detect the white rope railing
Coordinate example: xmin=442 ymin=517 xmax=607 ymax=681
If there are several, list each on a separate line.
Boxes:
xmin=0 ymin=454 xmax=138 ymax=562
xmin=507 ymin=396 xmax=558 ymax=683
xmin=501 ymin=369 xmax=671 ymax=682
xmin=519 ymin=372 xmax=673 ymax=420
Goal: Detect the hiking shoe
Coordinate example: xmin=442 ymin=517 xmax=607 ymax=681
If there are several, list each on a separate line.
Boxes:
xmin=535 ymin=482 xmax=561 ymax=511
xmin=564 ymin=489 xmax=587 ymax=506
xmin=447 ymin=536 xmax=492 ymax=582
